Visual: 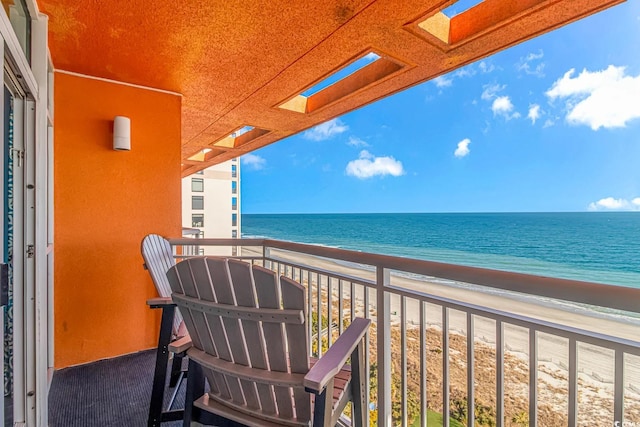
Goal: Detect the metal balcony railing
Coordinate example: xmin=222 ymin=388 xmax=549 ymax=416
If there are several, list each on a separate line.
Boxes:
xmin=180 ymin=227 xmax=201 ymax=256
xmin=169 ymin=238 xmax=640 ymax=427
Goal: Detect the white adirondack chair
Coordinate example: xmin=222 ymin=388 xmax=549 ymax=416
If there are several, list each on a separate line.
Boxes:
xmin=167 ymin=257 xmax=370 ymax=427
xmin=141 ymin=233 xmax=191 ymax=426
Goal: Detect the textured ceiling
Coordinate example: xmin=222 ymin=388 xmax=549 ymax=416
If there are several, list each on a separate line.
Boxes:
xmin=39 ymin=0 xmax=623 ymax=176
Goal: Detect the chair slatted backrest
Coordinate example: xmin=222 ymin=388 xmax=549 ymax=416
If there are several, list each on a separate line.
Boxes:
xmin=141 ymin=234 xmax=183 ymax=336
xmin=167 ymin=257 xmax=312 ymax=426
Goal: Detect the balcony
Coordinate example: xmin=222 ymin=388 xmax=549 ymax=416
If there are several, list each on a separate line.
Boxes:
xmin=5 ymin=0 xmax=634 ymax=424
xmin=50 ymin=238 xmax=640 ymax=426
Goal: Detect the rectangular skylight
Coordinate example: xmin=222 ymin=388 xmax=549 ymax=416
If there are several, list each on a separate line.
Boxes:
xmin=212 ymin=125 xmax=270 ymax=149
xmin=187 ymin=147 xmax=224 ymax=162
xmin=232 ymin=126 xmax=254 ymax=137
xmin=441 ymin=0 xmax=484 ymax=18
xmin=301 ymin=53 xmax=381 ymax=97
xmin=279 ymin=52 xmax=403 ymax=114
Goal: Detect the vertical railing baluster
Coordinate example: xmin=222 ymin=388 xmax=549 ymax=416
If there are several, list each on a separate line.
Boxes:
xmin=307 ymin=269 xmax=312 ymax=356
xmin=338 ymin=279 xmax=344 ymax=334
xmin=568 ymin=338 xmax=577 ymax=427
xmin=376 ymin=267 xmax=391 ymax=426
xmin=443 ymin=306 xmax=450 ymax=427
xmin=327 ymin=277 xmax=333 ymax=347
xmin=401 ymin=296 xmax=407 ymax=427
xmin=529 ymin=329 xmax=538 ymax=427
xmin=351 ymin=282 xmax=355 ymax=322
xmin=263 ymin=246 xmax=271 ymax=270
xmin=317 ymin=273 xmax=323 ymax=358
xmin=364 ymin=284 xmax=371 ymax=421
xmin=496 ymin=320 xmax=504 ymax=427
xmin=614 ymin=349 xmax=624 ymax=425
xmin=467 ymin=313 xmax=475 ymax=427
xmin=420 ymin=301 xmax=426 ymax=427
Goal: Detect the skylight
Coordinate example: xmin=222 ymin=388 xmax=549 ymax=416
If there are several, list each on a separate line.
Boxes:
xmin=279 ymin=52 xmax=403 ymax=114
xmin=441 ymin=0 xmax=484 ymax=18
xmin=301 ymin=53 xmax=381 ymax=97
xmin=232 ymin=126 xmax=254 ymax=137
xmin=212 ymin=125 xmax=270 ymax=149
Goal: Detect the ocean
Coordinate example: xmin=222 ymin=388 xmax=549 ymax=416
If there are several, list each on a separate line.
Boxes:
xmin=242 ymin=212 xmax=640 ymax=289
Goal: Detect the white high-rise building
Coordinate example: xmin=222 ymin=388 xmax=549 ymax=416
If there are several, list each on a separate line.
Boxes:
xmin=181 ymin=159 xmax=240 ymax=255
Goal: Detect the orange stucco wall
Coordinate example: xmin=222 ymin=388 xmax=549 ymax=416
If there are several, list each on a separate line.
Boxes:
xmin=53 ymin=72 xmax=182 ymax=368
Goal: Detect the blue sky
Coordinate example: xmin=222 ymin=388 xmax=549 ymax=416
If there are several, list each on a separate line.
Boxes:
xmin=241 ymin=1 xmax=640 ymax=214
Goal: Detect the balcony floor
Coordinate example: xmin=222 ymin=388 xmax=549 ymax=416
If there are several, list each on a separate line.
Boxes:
xmin=49 ymin=349 xmax=185 ymax=427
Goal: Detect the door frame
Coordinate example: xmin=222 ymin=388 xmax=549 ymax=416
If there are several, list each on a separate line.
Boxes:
xmin=1 ymin=3 xmax=50 ymax=426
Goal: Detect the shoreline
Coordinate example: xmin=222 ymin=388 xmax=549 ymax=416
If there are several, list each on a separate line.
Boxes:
xmin=248 ymin=247 xmax=640 ymax=340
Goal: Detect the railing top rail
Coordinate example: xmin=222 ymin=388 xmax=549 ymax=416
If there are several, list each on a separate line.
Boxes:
xmin=181 ymin=227 xmax=201 ymax=236
xmin=168 ymin=237 xmax=640 ymax=315
xmin=169 ymin=238 xmax=266 ymax=246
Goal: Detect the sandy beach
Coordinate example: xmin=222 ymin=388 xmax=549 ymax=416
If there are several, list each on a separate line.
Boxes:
xmin=240 ymin=246 xmax=640 ymax=424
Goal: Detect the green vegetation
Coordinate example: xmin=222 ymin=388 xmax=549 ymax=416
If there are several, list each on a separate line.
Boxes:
xmin=511 ymin=411 xmax=529 ymax=426
xmin=448 ymin=397 xmax=496 ymax=427
xmin=408 ymin=410 xmax=466 ymax=427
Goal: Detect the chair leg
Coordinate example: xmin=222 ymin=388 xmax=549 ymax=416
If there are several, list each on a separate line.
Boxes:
xmin=170 ymin=353 xmax=185 ymax=387
xmin=148 ymin=305 xmax=175 ymax=427
xmin=350 ymin=341 xmax=368 ymax=427
xmin=310 ymin=378 xmax=334 ymax=426
xmin=184 ymin=358 xmax=204 ymax=427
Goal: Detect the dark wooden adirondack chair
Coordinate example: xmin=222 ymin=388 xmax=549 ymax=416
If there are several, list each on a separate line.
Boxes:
xmin=141 ymin=233 xmax=191 ymax=426
xmin=167 ymin=257 xmax=370 ymax=426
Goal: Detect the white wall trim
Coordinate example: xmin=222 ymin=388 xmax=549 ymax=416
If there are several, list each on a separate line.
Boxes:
xmin=55 ymin=70 xmax=183 ymax=97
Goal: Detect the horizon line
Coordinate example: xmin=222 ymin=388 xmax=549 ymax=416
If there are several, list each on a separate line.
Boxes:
xmin=241 ymin=210 xmax=640 ymax=215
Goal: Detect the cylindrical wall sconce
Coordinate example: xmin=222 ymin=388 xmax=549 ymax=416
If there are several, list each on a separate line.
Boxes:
xmin=113 ymin=116 xmax=131 ymax=151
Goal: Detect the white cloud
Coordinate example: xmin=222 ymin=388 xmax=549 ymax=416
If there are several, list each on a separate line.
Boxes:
xmin=517 ymin=50 xmax=545 ymax=77
xmin=347 ymin=136 xmax=369 ymax=147
xmin=454 ymin=138 xmax=471 ymax=158
xmin=345 ymin=150 xmax=404 ymax=179
xmin=588 ymin=197 xmax=640 ymax=211
xmin=454 ymin=66 xmax=476 ymax=78
xmin=241 ymin=153 xmax=266 ymax=170
xmin=528 ymin=104 xmax=541 ymax=124
xmin=433 ymin=76 xmax=453 ymax=88
xmin=546 ymin=65 xmax=640 ymax=130
xmin=303 ymin=118 xmax=349 ymax=141
xmin=543 ymin=119 xmax=554 ymax=128
xmin=479 ymin=61 xmax=496 ymax=73
xmin=433 ymin=65 xmax=476 ymax=89
xmin=481 ymin=83 xmax=506 ymax=100
xmin=492 ymin=96 xmax=520 ymax=119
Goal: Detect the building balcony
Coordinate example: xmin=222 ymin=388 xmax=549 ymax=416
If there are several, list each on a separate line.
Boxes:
xmin=49 ymin=238 xmax=640 ymax=427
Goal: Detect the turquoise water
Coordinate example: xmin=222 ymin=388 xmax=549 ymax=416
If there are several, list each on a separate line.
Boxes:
xmin=242 ymin=212 xmax=640 ymax=289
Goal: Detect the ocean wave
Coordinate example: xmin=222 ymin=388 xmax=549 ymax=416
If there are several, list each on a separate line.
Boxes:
xmin=240 ymin=234 xmax=270 ymax=239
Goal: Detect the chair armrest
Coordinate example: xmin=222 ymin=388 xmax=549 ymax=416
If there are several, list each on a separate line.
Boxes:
xmin=303 ymin=317 xmax=370 ymax=393
xmin=168 ymin=335 xmax=193 ymax=354
xmin=146 ymin=296 xmax=175 ymax=308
